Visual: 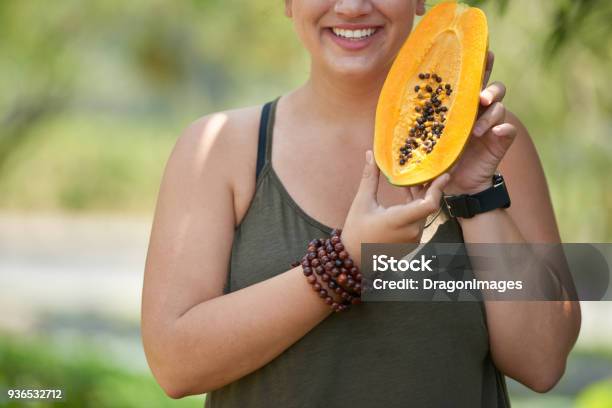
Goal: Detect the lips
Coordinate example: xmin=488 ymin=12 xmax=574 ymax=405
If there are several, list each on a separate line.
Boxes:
xmin=326 ymin=25 xmax=383 ymax=51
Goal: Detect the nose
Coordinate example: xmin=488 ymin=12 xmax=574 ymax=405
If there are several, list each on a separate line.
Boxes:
xmin=334 ymin=0 xmax=373 ymax=18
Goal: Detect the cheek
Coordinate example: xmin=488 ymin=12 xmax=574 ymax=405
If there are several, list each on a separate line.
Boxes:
xmin=379 ymin=0 xmax=417 ymax=18
xmin=378 ymin=1 xmax=415 ymax=26
xmin=382 ymin=3 xmax=417 ymax=54
xmin=291 ymin=1 xmax=327 ymax=50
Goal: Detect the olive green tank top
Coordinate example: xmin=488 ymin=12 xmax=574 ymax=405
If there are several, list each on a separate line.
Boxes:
xmin=207 ymin=99 xmax=510 ymax=408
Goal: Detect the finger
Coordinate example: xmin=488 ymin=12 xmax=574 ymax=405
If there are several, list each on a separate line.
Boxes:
xmin=397 ymin=174 xmax=450 ymax=222
xmin=403 ymin=187 xmax=415 ymax=202
xmin=409 ymin=185 xmax=423 ymax=201
xmin=482 ymin=51 xmax=495 ymax=90
xmin=473 ymin=102 xmax=506 ymax=137
xmin=354 ymin=150 xmax=380 ymax=209
xmin=480 ymin=81 xmax=506 ymax=107
xmin=490 ymin=123 xmax=518 ymax=148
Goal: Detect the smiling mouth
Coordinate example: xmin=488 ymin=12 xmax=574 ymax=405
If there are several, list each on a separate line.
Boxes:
xmin=331 ymin=27 xmax=378 ymax=40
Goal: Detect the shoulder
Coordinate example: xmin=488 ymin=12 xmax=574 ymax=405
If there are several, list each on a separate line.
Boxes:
xmin=175 ymin=105 xmax=262 ymax=170
xmin=164 ymin=104 xmax=265 ymax=222
xmin=500 ymin=110 xmax=540 ymax=171
xmin=505 ymin=111 xmax=530 ymax=143
xmin=500 ymin=110 xmax=561 ymax=242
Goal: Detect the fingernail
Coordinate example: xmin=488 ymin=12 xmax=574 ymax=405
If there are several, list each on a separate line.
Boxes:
xmin=481 ymin=90 xmax=492 ymax=105
xmin=473 ymin=124 xmax=484 ymax=136
xmin=492 ymin=125 xmax=506 ymax=136
xmin=366 ymin=150 xmax=373 ymax=164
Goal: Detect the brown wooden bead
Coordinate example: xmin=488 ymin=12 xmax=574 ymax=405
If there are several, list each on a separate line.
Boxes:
xmin=351 ymin=297 xmax=362 ymax=305
xmin=301 ymin=232 xmax=360 ymax=313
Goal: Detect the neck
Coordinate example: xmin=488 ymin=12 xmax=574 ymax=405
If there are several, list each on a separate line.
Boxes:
xmin=297 ymin=60 xmax=389 ymax=123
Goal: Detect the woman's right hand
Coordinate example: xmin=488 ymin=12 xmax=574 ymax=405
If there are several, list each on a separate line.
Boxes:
xmin=342 ymin=151 xmax=450 ymax=267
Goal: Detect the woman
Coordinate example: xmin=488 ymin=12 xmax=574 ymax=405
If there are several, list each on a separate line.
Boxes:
xmin=142 ymin=1 xmax=580 ymax=406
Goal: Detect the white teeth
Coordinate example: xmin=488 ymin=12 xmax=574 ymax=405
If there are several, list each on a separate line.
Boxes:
xmin=332 ymin=27 xmax=377 ymax=40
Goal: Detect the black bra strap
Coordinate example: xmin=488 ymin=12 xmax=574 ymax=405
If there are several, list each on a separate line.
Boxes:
xmin=256 ymin=102 xmax=273 ymax=180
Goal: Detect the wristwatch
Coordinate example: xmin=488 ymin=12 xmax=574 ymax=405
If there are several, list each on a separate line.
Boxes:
xmin=443 ymin=174 xmax=511 ymax=218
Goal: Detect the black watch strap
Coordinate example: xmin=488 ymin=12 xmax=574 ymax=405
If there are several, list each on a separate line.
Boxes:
xmin=443 ymin=174 xmax=511 ymax=218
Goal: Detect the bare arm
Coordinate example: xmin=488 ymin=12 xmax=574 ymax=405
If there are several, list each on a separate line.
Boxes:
xmin=460 ymin=112 xmax=581 ymax=392
xmin=141 ymin=113 xmax=332 ymax=397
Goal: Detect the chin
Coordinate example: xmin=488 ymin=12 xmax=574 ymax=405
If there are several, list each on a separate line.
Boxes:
xmin=324 ymin=55 xmax=390 ymax=80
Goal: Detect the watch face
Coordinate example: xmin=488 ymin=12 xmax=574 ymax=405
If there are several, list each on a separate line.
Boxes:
xmin=493 ymin=174 xmax=504 ymax=187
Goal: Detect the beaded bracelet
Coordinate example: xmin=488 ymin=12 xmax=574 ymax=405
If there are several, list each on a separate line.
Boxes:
xmin=291 ymin=229 xmax=362 ymax=312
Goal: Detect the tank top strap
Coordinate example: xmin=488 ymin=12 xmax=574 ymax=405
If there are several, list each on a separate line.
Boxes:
xmin=255 ymin=97 xmax=280 ymax=181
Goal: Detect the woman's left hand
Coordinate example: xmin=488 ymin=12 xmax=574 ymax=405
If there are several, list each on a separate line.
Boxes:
xmin=444 ymin=52 xmax=518 ymax=195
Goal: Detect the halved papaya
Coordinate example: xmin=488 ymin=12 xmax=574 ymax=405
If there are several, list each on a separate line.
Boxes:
xmin=374 ymin=1 xmax=488 ymax=186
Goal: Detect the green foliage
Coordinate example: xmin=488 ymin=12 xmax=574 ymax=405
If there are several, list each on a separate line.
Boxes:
xmin=576 ymin=379 xmax=612 ymax=408
xmin=0 ymin=115 xmax=176 ymax=212
xmin=0 ymin=335 xmax=204 ymax=408
xmin=465 ymin=0 xmax=612 ymax=65
xmin=463 ymin=0 xmax=509 ymax=14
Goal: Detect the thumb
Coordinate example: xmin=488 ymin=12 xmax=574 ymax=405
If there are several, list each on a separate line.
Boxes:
xmin=354 ymin=150 xmax=380 ymax=208
xmin=397 ymin=173 xmax=450 ymax=222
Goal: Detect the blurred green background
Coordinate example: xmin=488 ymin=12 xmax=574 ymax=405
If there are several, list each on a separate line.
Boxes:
xmin=0 ymin=0 xmax=611 ymax=407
